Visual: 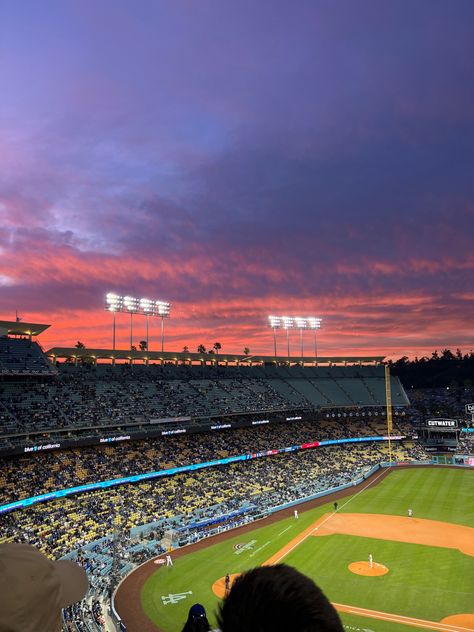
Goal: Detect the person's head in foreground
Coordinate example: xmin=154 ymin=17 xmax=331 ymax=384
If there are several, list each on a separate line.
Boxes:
xmin=182 ymin=602 xmax=212 ymax=632
xmin=217 ymin=564 xmax=344 ymax=632
xmin=0 ymin=542 xmax=89 ymax=632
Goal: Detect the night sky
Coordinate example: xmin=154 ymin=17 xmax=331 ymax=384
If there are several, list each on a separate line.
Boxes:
xmin=1 ymin=1 xmax=473 ymax=358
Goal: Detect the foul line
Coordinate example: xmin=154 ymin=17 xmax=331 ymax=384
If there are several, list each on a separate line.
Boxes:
xmin=277 ymin=525 xmax=292 ymax=537
xmin=334 ymin=603 xmax=474 ymax=632
xmin=269 ymin=467 xmax=387 ymax=565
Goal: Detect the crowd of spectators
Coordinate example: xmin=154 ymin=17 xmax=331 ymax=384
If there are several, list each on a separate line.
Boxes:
xmin=0 ymin=362 xmax=408 ymax=438
xmin=0 ymin=414 xmax=414 ymax=504
xmin=63 ymin=600 xmax=105 ymax=631
xmin=1 ymin=438 xmax=426 ymax=561
xmin=457 ymin=431 xmax=474 ymax=454
xmin=406 ymin=386 xmax=474 ymax=423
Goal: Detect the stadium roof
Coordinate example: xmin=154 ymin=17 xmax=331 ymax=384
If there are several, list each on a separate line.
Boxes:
xmin=0 ymin=320 xmax=51 ymax=337
xmin=46 ymin=347 xmax=384 ymax=365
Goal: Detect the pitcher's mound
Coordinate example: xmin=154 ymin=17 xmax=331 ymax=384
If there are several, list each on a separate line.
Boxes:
xmin=348 ymin=561 xmax=388 ymax=576
xmin=441 ymin=614 xmax=474 ymax=630
xmin=212 ymin=573 xmax=241 ymax=599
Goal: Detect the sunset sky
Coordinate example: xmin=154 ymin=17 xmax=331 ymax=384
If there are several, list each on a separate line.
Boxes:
xmin=1 ymin=1 xmax=473 ymax=359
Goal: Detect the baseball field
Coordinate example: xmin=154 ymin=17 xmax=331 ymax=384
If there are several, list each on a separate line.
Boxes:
xmin=116 ymin=467 xmax=474 ymax=632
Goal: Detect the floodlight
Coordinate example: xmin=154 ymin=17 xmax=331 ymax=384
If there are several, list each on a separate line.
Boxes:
xmin=295 ymin=318 xmax=307 ymax=329
xmin=307 ymin=317 xmax=322 ymax=330
xmin=268 ymin=316 xmax=281 ymax=329
xmin=140 ymin=298 xmax=153 ymax=312
xmin=106 ymin=294 xmax=121 ymax=312
xmin=156 ymin=301 xmax=171 ymax=317
xmin=282 ymin=317 xmax=294 ymax=329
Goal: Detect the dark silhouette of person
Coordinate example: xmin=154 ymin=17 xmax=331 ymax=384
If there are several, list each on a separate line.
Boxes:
xmin=217 ymin=564 xmax=344 ymax=632
xmin=181 ymin=603 xmax=211 ymax=632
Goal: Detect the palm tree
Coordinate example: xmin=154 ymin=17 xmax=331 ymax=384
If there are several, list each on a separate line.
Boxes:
xmin=243 ymin=347 xmax=250 ymax=355
xmin=197 ymin=344 xmax=206 ymax=354
xmin=75 ymin=341 xmax=85 ymax=349
xmin=183 ymin=345 xmax=189 ymax=353
xmin=213 ymin=342 xmax=222 ymax=354
xmin=139 ymin=340 xmax=147 ymax=351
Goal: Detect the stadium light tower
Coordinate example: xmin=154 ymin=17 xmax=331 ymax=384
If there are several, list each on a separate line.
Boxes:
xmin=268 ymin=316 xmax=281 ymax=357
xmin=282 ymin=317 xmax=294 ymax=358
xmin=156 ymin=301 xmax=171 ymax=352
xmin=105 ymin=293 xmax=121 ymax=350
xmin=124 ymin=295 xmax=139 ymax=350
xmin=105 ymin=294 xmax=171 ymax=352
xmin=307 ymin=317 xmax=322 ymax=358
xmin=294 ymin=318 xmax=307 ymax=358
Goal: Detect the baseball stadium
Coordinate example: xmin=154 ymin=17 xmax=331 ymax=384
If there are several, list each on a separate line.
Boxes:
xmin=0 ymin=318 xmax=473 ymax=632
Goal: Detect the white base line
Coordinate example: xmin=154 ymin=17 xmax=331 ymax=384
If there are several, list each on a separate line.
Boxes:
xmin=334 ymin=604 xmax=473 ymax=632
xmin=277 ymin=526 xmax=292 ymax=537
xmin=271 ymin=468 xmax=388 ymax=564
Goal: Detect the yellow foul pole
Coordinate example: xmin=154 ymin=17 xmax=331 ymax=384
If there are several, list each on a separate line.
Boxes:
xmin=385 ymin=364 xmax=393 ymax=464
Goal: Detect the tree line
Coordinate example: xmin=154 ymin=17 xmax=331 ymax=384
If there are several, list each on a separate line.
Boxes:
xmin=389 ymin=349 xmax=474 ymax=389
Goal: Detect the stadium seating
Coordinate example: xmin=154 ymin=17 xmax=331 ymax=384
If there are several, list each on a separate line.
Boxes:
xmin=2 ymin=356 xmax=467 ymax=632
xmin=0 ymin=415 xmax=412 ymax=504
xmin=0 ymin=337 xmax=55 ymax=375
xmin=0 ymin=364 xmax=409 ymax=440
xmin=0 ymin=439 xmax=427 ymax=561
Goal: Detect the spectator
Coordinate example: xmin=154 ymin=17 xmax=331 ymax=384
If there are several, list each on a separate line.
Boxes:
xmin=182 ymin=603 xmax=213 ymax=632
xmin=0 ymin=542 xmax=88 ymax=632
xmin=218 ymin=565 xmax=344 ymax=632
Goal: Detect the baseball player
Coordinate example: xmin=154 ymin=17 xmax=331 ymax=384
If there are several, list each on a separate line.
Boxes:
xmin=369 ymin=553 xmax=373 ymax=568
xmin=408 ymin=508 xmax=413 ymax=517
xmin=166 ymin=553 xmax=173 ymax=567
xmin=294 ymin=509 xmax=299 ymax=520
xmin=225 ymin=573 xmax=230 ymax=593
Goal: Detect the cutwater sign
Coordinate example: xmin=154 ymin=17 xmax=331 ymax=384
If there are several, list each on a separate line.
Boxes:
xmin=427 ymin=419 xmax=457 ymax=427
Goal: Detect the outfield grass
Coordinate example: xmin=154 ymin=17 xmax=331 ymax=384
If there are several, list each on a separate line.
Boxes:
xmin=140 ymin=467 xmax=474 ymax=632
xmin=339 ymin=468 xmax=474 ymax=527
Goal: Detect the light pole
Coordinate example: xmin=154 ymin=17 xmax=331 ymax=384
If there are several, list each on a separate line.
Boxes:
xmin=106 ymin=294 xmax=121 ymax=350
xmin=282 ymin=317 xmax=294 ymax=358
xmin=139 ymin=299 xmax=154 ymax=350
xmin=268 ymin=316 xmax=281 ymax=358
xmin=157 ymin=302 xmax=170 ymax=352
xmin=295 ymin=318 xmax=307 ymax=359
xmin=123 ymin=296 xmax=139 ymax=351
xmin=308 ymin=317 xmax=322 ymax=359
